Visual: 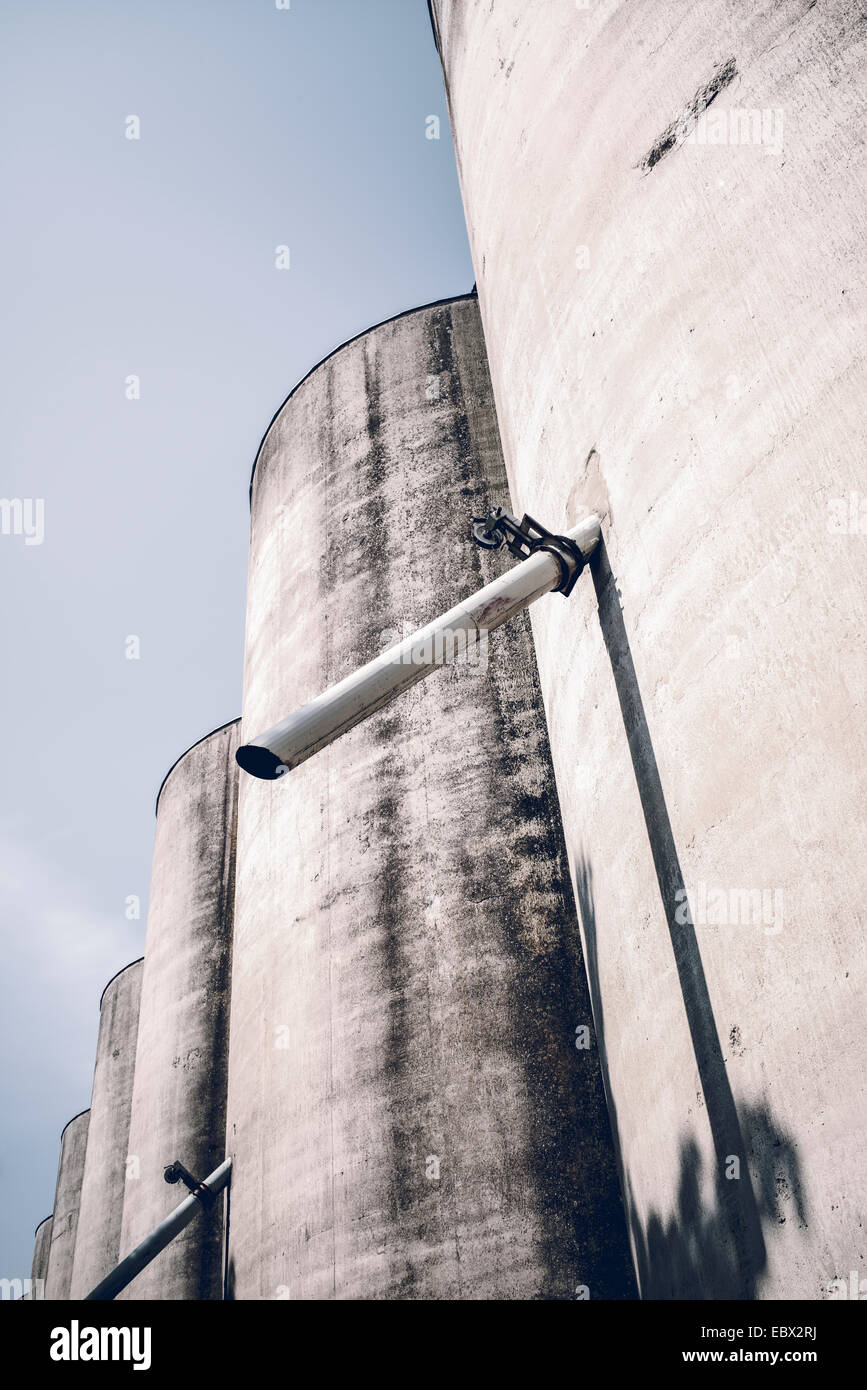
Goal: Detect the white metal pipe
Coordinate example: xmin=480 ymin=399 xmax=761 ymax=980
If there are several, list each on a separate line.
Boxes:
xmin=236 ymin=515 xmax=601 ymax=780
xmin=83 ymin=1158 xmax=232 ymax=1301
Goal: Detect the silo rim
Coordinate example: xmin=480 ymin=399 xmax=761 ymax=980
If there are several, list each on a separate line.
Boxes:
xmin=98 ymin=956 xmax=145 ymax=1011
xmin=248 ymin=287 xmax=478 ymax=504
xmin=426 ymin=1 xmax=440 ymax=54
xmin=154 ymin=716 xmax=242 ymax=817
xmin=34 ymin=1214 xmax=53 ymax=1236
xmin=59 ymin=1108 xmax=90 ymax=1142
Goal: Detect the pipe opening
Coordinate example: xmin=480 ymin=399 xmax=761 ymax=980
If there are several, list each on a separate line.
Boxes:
xmin=235 ymin=744 xmax=289 ymax=780
xmin=235 ymin=744 xmax=289 ymax=779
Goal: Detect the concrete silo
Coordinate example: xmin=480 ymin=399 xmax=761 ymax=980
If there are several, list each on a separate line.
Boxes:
xmin=44 ymin=1110 xmax=89 ymax=1300
xmin=69 ymin=958 xmax=143 ymax=1299
xmin=118 ymin=720 xmax=240 ymax=1300
xmin=225 ymin=293 xmax=635 ymax=1300
xmin=29 ymin=1216 xmax=52 ymax=1299
xmin=430 ymin=0 xmax=867 ymax=1297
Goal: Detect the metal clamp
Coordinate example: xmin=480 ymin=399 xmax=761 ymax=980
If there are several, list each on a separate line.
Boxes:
xmin=471 ymin=507 xmax=586 ymax=597
xmin=164 ymin=1160 xmax=217 ymax=1210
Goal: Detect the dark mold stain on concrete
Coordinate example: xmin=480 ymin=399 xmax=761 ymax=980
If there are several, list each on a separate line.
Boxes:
xmin=359 ymin=336 xmax=430 ymax=1294
xmin=479 ymin=606 xmax=638 ymax=1299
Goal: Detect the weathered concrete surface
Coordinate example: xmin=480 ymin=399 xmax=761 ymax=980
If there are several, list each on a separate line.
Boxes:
xmin=44 ymin=1111 xmax=89 ymax=1299
xmin=69 ymin=958 xmax=143 ymax=1299
xmin=118 ymin=721 xmax=240 ymax=1300
xmin=226 ymin=294 xmax=635 ymax=1300
xmin=431 ymin=0 xmax=867 ymax=1298
xmin=28 ymin=1215 xmax=53 ymax=1299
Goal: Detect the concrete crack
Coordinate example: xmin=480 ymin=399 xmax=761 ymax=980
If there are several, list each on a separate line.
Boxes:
xmin=638 ymin=57 xmax=738 ymax=173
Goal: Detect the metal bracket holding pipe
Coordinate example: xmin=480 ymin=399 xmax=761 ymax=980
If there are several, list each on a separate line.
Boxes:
xmin=471 ymin=507 xmax=587 ymax=596
xmin=236 ymin=512 xmax=601 ymax=781
xmin=84 ymin=1157 xmax=232 ymax=1301
xmin=164 ymin=1160 xmax=217 ymax=1210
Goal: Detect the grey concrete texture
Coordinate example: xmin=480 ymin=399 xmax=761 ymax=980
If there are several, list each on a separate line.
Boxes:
xmin=68 ymin=958 xmax=144 ymax=1299
xmin=431 ymin=0 xmax=867 ymax=1297
xmin=118 ymin=721 xmax=240 ymax=1300
xmin=226 ymin=294 xmax=636 ymax=1300
xmin=44 ymin=1110 xmax=89 ymax=1299
xmin=30 ymin=1215 xmax=53 ymax=1295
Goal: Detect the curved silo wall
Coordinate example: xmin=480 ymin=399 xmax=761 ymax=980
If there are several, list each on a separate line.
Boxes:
xmin=29 ymin=1216 xmax=52 ymax=1299
xmin=69 ymin=958 xmax=143 ymax=1299
xmin=44 ymin=1110 xmax=89 ymax=1299
xmin=431 ymin=0 xmax=867 ymax=1297
xmin=118 ymin=720 xmax=240 ymax=1300
xmin=225 ymin=293 xmax=635 ymax=1300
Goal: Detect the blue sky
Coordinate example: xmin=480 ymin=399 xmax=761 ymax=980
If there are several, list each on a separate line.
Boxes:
xmin=0 ymin=0 xmax=472 ymax=1279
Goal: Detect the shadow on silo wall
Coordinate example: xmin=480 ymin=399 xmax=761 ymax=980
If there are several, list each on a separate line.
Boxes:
xmin=575 ymin=541 xmax=808 ymax=1298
